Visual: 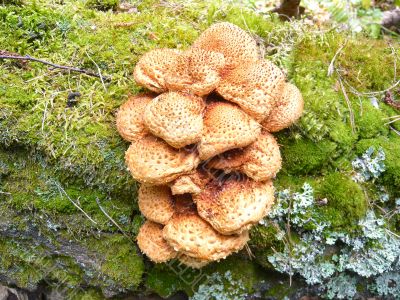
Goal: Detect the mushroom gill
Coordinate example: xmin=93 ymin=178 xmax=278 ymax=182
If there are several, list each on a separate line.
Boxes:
xmin=137 ymin=220 xmax=177 ymax=263
xmin=198 ymin=102 xmax=261 ymax=160
xmin=216 ymin=60 xmax=286 ymax=122
xmin=207 ymin=131 xmax=282 ymax=181
xmin=143 ymin=92 xmax=205 ymax=148
xmin=125 ymin=136 xmax=200 ymax=185
xmin=194 ymin=179 xmax=275 ymax=235
xmin=116 ymin=94 xmax=154 ymax=142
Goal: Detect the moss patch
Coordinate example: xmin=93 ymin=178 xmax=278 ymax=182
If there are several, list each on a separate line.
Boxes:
xmin=314 ymin=172 xmax=367 ymax=230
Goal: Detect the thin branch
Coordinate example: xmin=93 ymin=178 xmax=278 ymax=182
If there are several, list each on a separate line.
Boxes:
xmin=327 ymin=40 xmax=348 ymax=77
xmin=337 ymin=71 xmax=356 ymax=134
xmin=0 ymin=54 xmax=111 ymax=81
xmin=53 ymin=181 xmax=98 ymax=225
xmin=95 ymin=197 xmax=132 ymax=241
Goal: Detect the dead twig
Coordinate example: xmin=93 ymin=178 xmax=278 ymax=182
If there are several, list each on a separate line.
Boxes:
xmin=0 ymin=53 xmax=111 ymax=81
xmin=54 ymin=181 xmax=98 ymax=225
xmin=337 ymin=71 xmax=356 ymax=134
xmin=95 ymin=197 xmax=132 ymax=241
xmin=327 ymin=40 xmax=348 ymax=77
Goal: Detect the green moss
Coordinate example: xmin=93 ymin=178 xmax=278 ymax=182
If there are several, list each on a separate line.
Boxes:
xmin=279 ymin=137 xmax=337 ymax=175
xmin=86 ymin=235 xmax=144 ymax=289
xmin=86 ymin=0 xmax=119 ymax=11
xmin=249 ymin=224 xmax=285 ymax=269
xmin=353 ymin=99 xmax=389 ymax=139
xmin=314 ymin=172 xmax=367 ymax=230
xmin=356 ymin=136 xmax=400 ymax=194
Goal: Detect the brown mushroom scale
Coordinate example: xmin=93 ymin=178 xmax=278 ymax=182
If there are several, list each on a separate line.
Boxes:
xmin=117 ymin=22 xmax=304 ymax=268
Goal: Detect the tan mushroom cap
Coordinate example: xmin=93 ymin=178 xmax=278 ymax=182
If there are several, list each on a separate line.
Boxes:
xmin=191 ymin=22 xmax=259 ymax=70
xmin=138 ymin=185 xmax=175 ymax=225
xmin=261 ymin=82 xmax=304 ymax=132
xmin=216 ymin=60 xmax=286 ymax=122
xmin=137 ymin=220 xmax=177 ymax=263
xmin=144 ymin=92 xmax=205 ymax=148
xmin=163 ymin=211 xmax=249 ymax=261
xmin=166 ymin=48 xmax=226 ymax=96
xmin=178 ymin=254 xmax=211 ymax=269
xmin=125 ymin=136 xmax=200 ymax=185
xmin=207 ymin=131 xmax=281 ymax=181
xmin=194 ymin=179 xmax=275 ymax=235
xmin=198 ymin=102 xmax=261 ymax=160
xmin=170 ymin=168 xmax=212 ymax=195
xmin=134 ymin=48 xmax=183 ymax=93
xmin=116 ymin=94 xmax=154 ymax=142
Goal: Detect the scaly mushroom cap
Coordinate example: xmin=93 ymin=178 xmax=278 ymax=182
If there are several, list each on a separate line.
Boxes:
xmin=216 ymin=60 xmax=286 ymax=122
xmin=116 ymin=94 xmax=153 ymax=142
xmin=261 ymin=82 xmax=304 ymax=132
xmin=163 ymin=211 xmax=249 ymax=261
xmin=178 ymin=254 xmax=211 ymax=269
xmin=194 ymin=179 xmax=275 ymax=235
xmin=137 ymin=220 xmax=177 ymax=263
xmin=138 ymin=185 xmax=175 ymax=225
xmin=198 ymin=102 xmax=261 ymax=160
xmin=207 ymin=131 xmax=281 ymax=181
xmin=191 ymin=22 xmax=259 ymax=70
xmin=170 ymin=169 xmax=212 ymax=195
xmin=133 ymin=49 xmax=183 ymax=93
xmin=166 ymin=48 xmax=226 ymax=96
xmin=144 ymin=92 xmax=205 ymax=148
xmin=125 ymin=136 xmax=200 ymax=185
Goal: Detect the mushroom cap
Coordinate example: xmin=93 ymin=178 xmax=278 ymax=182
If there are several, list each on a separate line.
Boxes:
xmin=216 ymin=60 xmax=286 ymax=122
xmin=137 ymin=220 xmax=177 ymax=263
xmin=133 ymin=48 xmax=183 ymax=93
xmin=163 ymin=211 xmax=249 ymax=261
xmin=144 ymin=92 xmax=205 ymax=148
xmin=198 ymin=102 xmax=261 ymax=160
xmin=116 ymin=94 xmax=154 ymax=142
xmin=207 ymin=131 xmax=281 ymax=181
xmin=138 ymin=185 xmax=175 ymax=225
xmin=178 ymin=254 xmax=211 ymax=269
xmin=170 ymin=168 xmax=212 ymax=195
xmin=166 ymin=48 xmax=226 ymax=96
xmin=261 ymin=82 xmax=304 ymax=132
xmin=194 ymin=179 xmax=275 ymax=235
xmin=191 ymin=22 xmax=259 ymax=70
xmin=125 ymin=136 xmax=200 ymax=185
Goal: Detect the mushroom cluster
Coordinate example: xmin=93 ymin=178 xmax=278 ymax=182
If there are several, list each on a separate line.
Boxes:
xmin=116 ymin=22 xmax=304 ymax=268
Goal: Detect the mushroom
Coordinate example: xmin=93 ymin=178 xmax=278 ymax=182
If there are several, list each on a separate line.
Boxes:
xmin=261 ymin=82 xmax=304 ymax=132
xmin=125 ymin=136 xmax=200 ymax=185
xmin=137 ymin=220 xmax=177 ymax=263
xmin=143 ymin=92 xmax=205 ymax=148
xmin=163 ymin=209 xmax=249 ymax=261
xmin=115 ymin=94 xmax=154 ymax=142
xmin=133 ymin=48 xmax=183 ymax=93
xmin=170 ymin=168 xmax=212 ymax=195
xmin=166 ymin=48 xmax=226 ymax=96
xmin=216 ymin=60 xmax=286 ymax=122
xmin=207 ymin=131 xmax=281 ymax=181
xmin=178 ymin=254 xmax=211 ymax=269
xmin=198 ymin=102 xmax=261 ymax=160
xmin=138 ymin=185 xmax=175 ymax=225
xmin=194 ymin=179 xmax=275 ymax=235
xmin=191 ymin=22 xmax=260 ymax=70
